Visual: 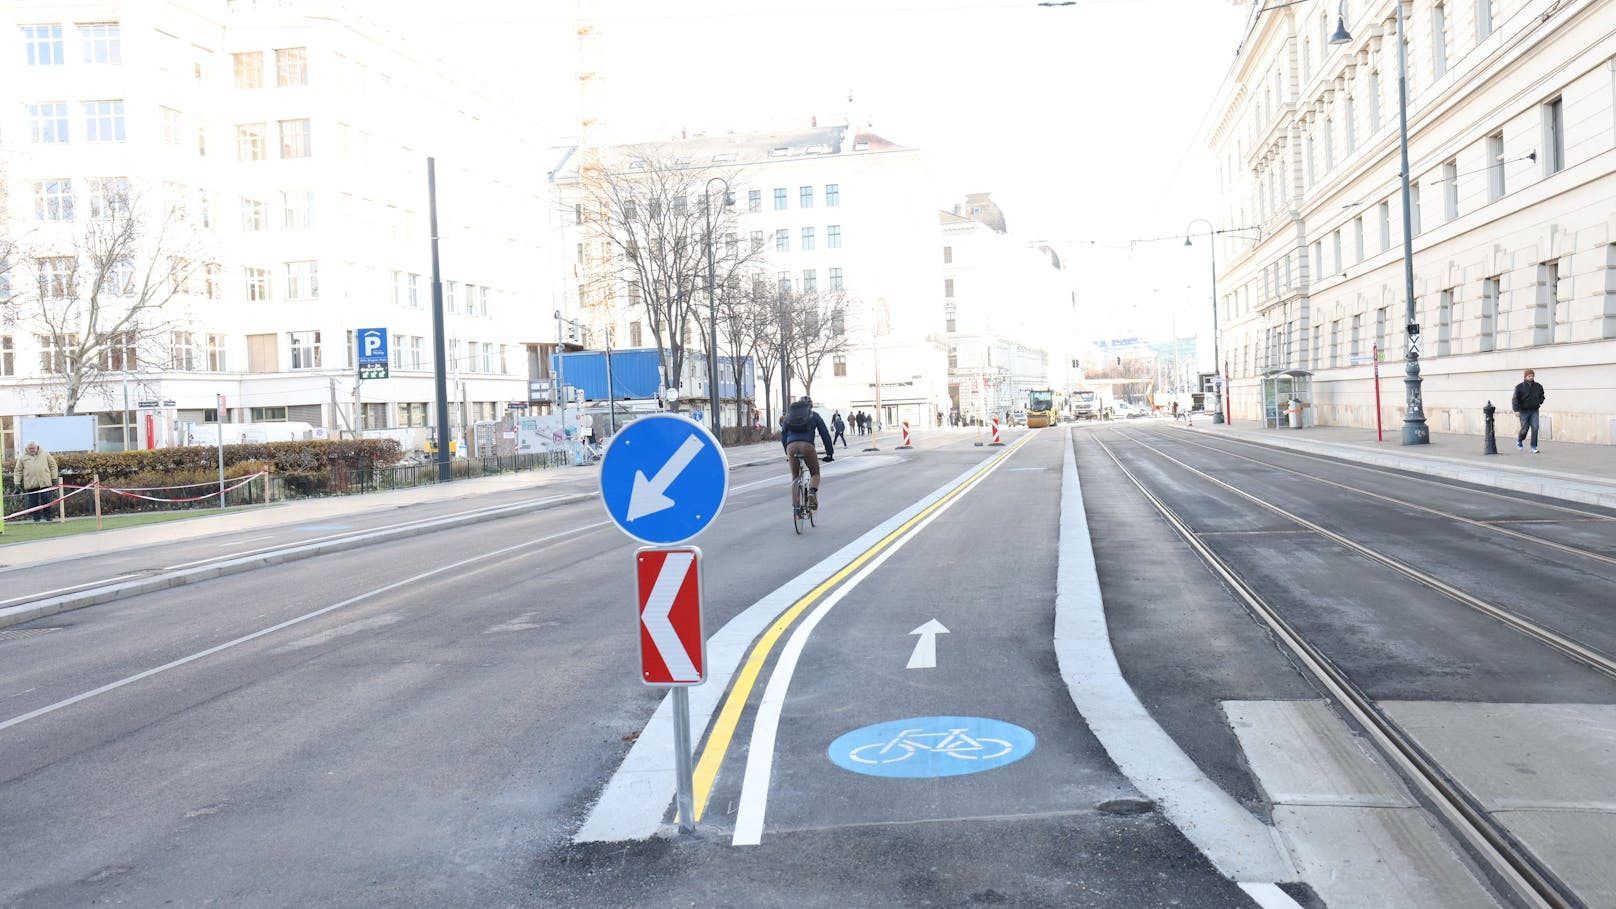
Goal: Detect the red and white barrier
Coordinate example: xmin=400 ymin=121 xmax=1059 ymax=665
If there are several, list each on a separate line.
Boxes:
xmin=897 ymin=421 xmax=913 ymax=449
xmin=989 ymin=418 xmax=1004 ymax=446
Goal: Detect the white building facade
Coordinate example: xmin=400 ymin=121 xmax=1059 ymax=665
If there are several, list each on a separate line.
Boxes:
xmin=940 ymin=201 xmax=1066 ymax=422
xmin=0 ymin=0 xmax=547 ymax=454
xmin=1211 ymin=0 xmax=1616 ymax=441
xmin=550 ymin=124 xmax=949 ymax=432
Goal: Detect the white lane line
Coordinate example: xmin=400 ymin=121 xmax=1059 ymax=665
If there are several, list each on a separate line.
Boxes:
xmin=730 ymin=449 xmax=1012 ymax=845
xmin=0 ymin=573 xmax=145 ymax=608
xmin=1054 ymin=429 xmax=1296 ymax=882
xmin=217 ymin=535 xmax=276 ymax=546
xmin=0 ymin=521 xmax=611 ymax=734
xmin=573 ymin=442 xmax=1029 ymax=844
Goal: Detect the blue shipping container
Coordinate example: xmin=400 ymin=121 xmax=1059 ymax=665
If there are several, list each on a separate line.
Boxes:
xmin=550 ymin=349 xmax=755 ymax=402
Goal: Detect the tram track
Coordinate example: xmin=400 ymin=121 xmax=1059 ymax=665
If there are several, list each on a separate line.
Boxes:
xmin=1090 ymin=430 xmax=1593 ymax=909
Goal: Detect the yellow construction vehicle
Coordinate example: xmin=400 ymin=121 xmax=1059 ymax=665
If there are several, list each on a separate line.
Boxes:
xmin=1026 ymin=389 xmax=1057 ymax=428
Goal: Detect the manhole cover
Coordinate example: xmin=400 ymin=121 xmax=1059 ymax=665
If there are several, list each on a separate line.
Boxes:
xmin=0 ymin=626 xmax=63 ymax=641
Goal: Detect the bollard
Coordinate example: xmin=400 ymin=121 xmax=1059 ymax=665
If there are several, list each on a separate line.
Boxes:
xmin=93 ymin=473 xmax=103 ymax=531
xmin=1483 ymin=401 xmax=1498 ymax=455
xmin=989 ymin=417 xmax=1004 ymax=446
xmin=897 ymin=420 xmax=913 ymax=450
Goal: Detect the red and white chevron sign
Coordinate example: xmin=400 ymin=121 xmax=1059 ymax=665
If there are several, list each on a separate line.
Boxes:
xmin=635 ymin=547 xmax=706 ymax=686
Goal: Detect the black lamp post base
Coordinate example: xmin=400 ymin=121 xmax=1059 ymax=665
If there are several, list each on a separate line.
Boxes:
xmin=1401 ymin=420 xmax=1430 ymax=445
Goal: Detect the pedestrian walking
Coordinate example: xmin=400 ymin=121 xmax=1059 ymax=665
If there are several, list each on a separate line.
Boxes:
xmin=831 ymin=409 xmax=848 ymax=447
xmin=14 ymin=440 xmax=60 ymax=522
xmin=1511 ymin=368 xmax=1547 ymax=452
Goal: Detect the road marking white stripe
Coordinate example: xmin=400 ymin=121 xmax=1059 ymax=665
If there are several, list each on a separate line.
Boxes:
xmin=641 ymin=552 xmax=698 ymax=681
xmin=1055 ymin=429 xmax=1295 ymax=881
xmin=0 ymin=522 xmax=611 ymax=733
xmin=731 ymin=450 xmax=1020 ymax=845
xmin=574 ymin=444 xmax=1028 ymax=843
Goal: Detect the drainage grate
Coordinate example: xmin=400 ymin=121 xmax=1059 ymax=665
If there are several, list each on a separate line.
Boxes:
xmin=0 ymin=626 xmax=63 ymax=641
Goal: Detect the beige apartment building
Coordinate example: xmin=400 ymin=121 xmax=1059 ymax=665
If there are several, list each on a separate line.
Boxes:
xmin=1211 ymin=0 xmax=1616 ymax=442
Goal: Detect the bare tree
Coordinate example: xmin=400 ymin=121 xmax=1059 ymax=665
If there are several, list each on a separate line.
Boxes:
xmin=786 ymin=290 xmax=851 ymax=403
xmin=715 ymin=273 xmax=777 ymax=432
xmin=11 ymin=182 xmax=208 ymax=414
xmin=573 ymin=146 xmax=759 ymax=413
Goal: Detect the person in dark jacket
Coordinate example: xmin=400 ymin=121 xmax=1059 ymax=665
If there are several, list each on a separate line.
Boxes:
xmin=780 ymin=397 xmax=834 ymax=511
xmin=1511 ymin=368 xmax=1546 ymax=452
xmin=830 ymin=410 xmax=847 ymax=447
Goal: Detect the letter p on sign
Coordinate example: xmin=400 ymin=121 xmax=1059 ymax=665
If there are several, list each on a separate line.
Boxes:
xmin=636 ymin=547 xmax=705 ymax=686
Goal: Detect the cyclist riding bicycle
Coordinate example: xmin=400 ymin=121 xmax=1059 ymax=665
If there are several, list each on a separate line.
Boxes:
xmin=781 ymin=396 xmax=834 ymax=511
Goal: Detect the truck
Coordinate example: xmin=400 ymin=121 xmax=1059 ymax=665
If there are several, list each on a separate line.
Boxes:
xmin=1025 ymin=389 xmax=1057 ymax=428
xmin=1069 ymin=388 xmax=1113 ymax=421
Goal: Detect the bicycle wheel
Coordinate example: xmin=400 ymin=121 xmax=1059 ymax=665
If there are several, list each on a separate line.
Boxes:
xmin=793 ymin=499 xmax=803 ymax=534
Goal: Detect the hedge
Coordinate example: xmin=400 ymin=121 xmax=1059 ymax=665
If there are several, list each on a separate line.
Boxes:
xmin=4 ymin=439 xmax=403 ymax=486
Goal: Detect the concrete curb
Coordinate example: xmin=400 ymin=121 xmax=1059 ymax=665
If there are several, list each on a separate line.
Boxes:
xmin=0 ymin=492 xmax=597 ymax=631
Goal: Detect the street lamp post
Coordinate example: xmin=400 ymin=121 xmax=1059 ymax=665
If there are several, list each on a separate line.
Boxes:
xmin=1184 ymin=218 xmax=1224 ymax=423
xmin=1333 ymin=2 xmax=1427 ymax=443
xmin=704 ymin=178 xmax=729 ymax=443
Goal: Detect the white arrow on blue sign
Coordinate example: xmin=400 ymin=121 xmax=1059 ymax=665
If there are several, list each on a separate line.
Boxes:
xmin=599 ymin=414 xmax=729 ymax=545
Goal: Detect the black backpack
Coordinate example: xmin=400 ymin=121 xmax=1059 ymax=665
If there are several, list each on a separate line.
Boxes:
xmin=785 ymin=401 xmax=813 ymax=432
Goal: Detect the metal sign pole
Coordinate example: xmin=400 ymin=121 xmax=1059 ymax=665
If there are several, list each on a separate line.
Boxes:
xmin=672 ymin=687 xmax=695 ymax=832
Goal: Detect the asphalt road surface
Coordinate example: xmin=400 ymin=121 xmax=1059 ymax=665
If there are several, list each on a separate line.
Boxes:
xmin=3 ymin=422 xmax=1612 ymax=908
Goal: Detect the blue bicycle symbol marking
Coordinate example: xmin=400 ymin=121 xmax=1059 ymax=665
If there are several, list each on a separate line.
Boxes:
xmin=829 ymin=716 xmax=1035 ymax=779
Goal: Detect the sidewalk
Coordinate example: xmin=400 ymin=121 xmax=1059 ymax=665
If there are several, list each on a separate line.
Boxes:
xmin=1181 ymin=416 xmax=1616 ymax=509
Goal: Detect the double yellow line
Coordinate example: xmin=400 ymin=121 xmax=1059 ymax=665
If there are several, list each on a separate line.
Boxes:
xmin=691 ymin=433 xmax=1036 ymax=820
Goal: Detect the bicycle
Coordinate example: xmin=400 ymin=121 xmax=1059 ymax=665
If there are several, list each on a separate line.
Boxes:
xmin=791 ymin=452 xmax=815 ymax=534
xmin=848 ymin=727 xmax=1015 ymax=764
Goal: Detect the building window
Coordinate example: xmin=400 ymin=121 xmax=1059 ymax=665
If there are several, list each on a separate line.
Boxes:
xmin=84 ymin=100 xmax=126 ymax=142
xmin=244 ymin=266 xmax=271 ymax=302
xmin=1436 ymin=290 xmax=1453 ymax=356
xmin=282 ymin=190 xmax=315 ymax=229
xmin=279 ymin=118 xmax=311 ymax=157
xmin=1486 ymin=132 xmax=1506 ymax=201
xmin=1375 ymin=306 xmax=1389 ymax=355
xmin=1368 ymin=71 xmax=1382 ymax=133
xmin=945 ymin=304 xmax=956 ymax=333
xmin=1378 ymin=201 xmax=1391 ymax=251
xmin=1432 ymin=3 xmax=1448 ymax=78
xmin=79 ymin=23 xmax=121 ymax=64
xmin=944 ymin=277 xmax=954 ymax=298
xmin=1332 ymin=230 xmax=1342 ymax=274
xmin=478 ymin=286 xmax=490 ymax=318
xmin=34 ymin=179 xmax=74 ymax=221
xmin=234 ymin=51 xmax=263 ymax=89
xmin=251 ymin=406 xmax=288 ymax=422
xmin=289 ymin=330 xmax=321 ymax=369
xmin=408 ymin=273 xmax=422 ymax=309
xmin=160 ymin=106 xmax=184 ymax=146
xmin=802 ymin=269 xmax=817 ymax=293
xmin=825 ymin=184 xmax=839 ymax=207
xmin=1543 ymin=97 xmax=1565 ymax=175
xmin=275 ymin=47 xmax=307 ymax=86
xmin=1353 ymin=218 xmax=1365 ymax=263
xmin=943 ymin=245 xmax=952 ymax=264
xmin=285 ymin=260 xmax=318 ymax=300
xmin=1442 ymin=159 xmax=1458 ymax=221
xmin=747 ymin=189 xmax=761 ymax=212
xmin=0 ymin=335 xmax=13 ymax=376
xmin=241 ymin=196 xmax=268 ymax=231
xmin=1323 ymin=117 xmax=1335 ymax=170
xmin=23 ymin=25 xmax=64 ymax=66
xmin=171 ymin=331 xmax=196 ymax=370
xmin=828 ymin=225 xmax=842 ymax=249
xmin=777 ymin=272 xmax=791 ymax=294
xmin=801 ymin=227 xmax=815 ymax=251
xmin=775 ymin=229 xmax=789 ymax=252
xmin=207 ymin=334 xmax=227 ymax=371
xmin=445 ymin=280 xmax=458 ymax=313
xmin=38 ymin=332 xmax=79 ymax=373
xmin=400 ymin=402 xmax=428 ymax=428
xmin=1476 ymin=0 xmax=1493 ymax=40
xmin=28 ymin=102 xmax=69 ymax=143
xmin=833 ymin=354 xmax=847 ymax=377
xmin=1350 ymin=314 xmax=1362 ymax=359
xmin=1480 ymin=276 xmax=1500 ymax=351
xmin=238 ymin=123 xmax=267 ymax=160
xmin=774 ymin=187 xmax=787 ymax=210
xmin=829 ymin=267 xmax=843 ymax=291
xmin=750 ymin=230 xmax=764 ymax=253
xmin=204 ymin=263 xmax=223 ymax=300
xmin=1344 ymin=96 xmax=1356 ymax=149
xmin=1410 ymin=182 xmax=1422 ymax=236
xmin=481 ymin=342 xmax=497 ymax=373
xmin=800 ymin=186 xmax=814 ymax=208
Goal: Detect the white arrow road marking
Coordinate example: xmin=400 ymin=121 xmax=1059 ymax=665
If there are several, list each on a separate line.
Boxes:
xmin=627 ymin=435 xmax=706 ymax=521
xmin=643 ymin=552 xmax=699 ymax=681
xmin=906 ymin=619 xmax=950 ymax=669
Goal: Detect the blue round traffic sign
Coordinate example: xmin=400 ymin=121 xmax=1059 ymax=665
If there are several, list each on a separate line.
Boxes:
xmin=827 ymin=716 xmax=1036 ymax=779
xmin=599 ymin=415 xmax=730 ymax=545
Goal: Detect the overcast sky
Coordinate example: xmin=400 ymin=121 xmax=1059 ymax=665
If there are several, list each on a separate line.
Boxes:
xmin=405 ymin=0 xmax=1252 ymax=354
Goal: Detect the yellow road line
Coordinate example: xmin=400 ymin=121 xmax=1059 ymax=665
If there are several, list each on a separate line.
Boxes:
xmin=691 ymin=432 xmax=1037 ymax=820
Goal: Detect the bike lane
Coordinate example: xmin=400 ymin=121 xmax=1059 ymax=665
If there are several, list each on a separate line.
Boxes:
xmin=698 ymin=429 xmax=1260 ymax=906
